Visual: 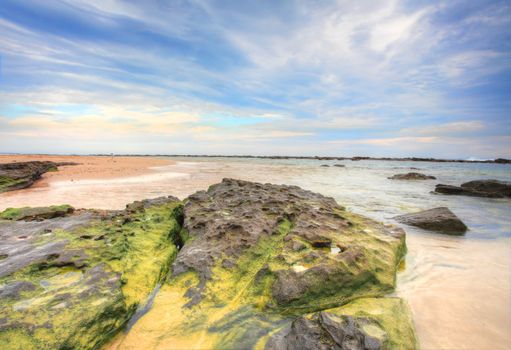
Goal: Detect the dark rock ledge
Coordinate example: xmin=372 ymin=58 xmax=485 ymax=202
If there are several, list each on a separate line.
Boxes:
xmin=0 ymin=161 xmax=78 ymax=193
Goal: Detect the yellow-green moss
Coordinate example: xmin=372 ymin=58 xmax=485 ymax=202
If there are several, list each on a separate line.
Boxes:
xmin=0 ymin=177 xmax=26 ymax=192
xmin=112 ymin=221 xmax=293 ymax=350
xmin=114 ymin=213 xmax=412 ymax=350
xmin=269 ymin=211 xmax=407 ymax=314
xmin=330 ymin=297 xmax=419 ymax=350
xmin=0 ymin=201 xmax=183 ymax=350
xmin=0 ymin=205 xmax=74 ymax=221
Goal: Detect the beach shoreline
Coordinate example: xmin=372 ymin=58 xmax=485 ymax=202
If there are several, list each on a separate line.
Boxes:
xmin=0 ymin=155 xmax=174 ymax=185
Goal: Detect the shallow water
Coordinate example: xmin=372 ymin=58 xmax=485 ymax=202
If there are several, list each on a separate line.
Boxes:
xmin=1 ymin=157 xmax=510 ymax=349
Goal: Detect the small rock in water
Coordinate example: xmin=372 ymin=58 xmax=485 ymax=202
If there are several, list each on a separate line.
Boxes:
xmin=435 ymin=179 xmax=511 ymax=198
xmin=388 ymin=172 xmax=436 ymax=180
xmin=393 ymin=207 xmax=467 ymax=235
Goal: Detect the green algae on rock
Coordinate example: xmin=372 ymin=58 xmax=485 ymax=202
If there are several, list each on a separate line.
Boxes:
xmin=113 ymin=179 xmax=417 ymax=350
xmin=0 ymin=161 xmax=67 ymax=193
xmin=0 ymin=205 xmax=75 ymax=221
xmin=0 ymin=196 xmax=182 ymax=350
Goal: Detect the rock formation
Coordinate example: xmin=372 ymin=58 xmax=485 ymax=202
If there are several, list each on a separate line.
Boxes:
xmin=119 ymin=179 xmax=417 ymax=349
xmin=0 ymin=179 xmax=418 ymax=350
xmin=388 ymin=172 xmax=436 ymax=180
xmin=0 ymin=161 xmax=77 ymax=193
xmin=394 ymin=207 xmax=467 ymax=235
xmin=0 ymin=197 xmax=182 ymax=349
xmin=435 ymin=180 xmax=511 ymax=198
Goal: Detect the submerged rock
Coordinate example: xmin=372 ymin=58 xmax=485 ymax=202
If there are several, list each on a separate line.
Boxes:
xmin=394 ymin=207 xmax=467 ymax=235
xmin=435 ymin=180 xmax=511 ymax=198
xmin=388 ymin=172 xmax=436 ymax=180
xmin=0 ymin=197 xmax=182 ymax=350
xmin=0 ymin=161 xmax=61 ymax=193
xmin=117 ymin=179 xmax=417 ymax=350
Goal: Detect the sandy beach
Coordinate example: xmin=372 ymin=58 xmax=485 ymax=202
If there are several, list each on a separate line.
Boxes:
xmin=0 ymin=155 xmax=173 ymax=183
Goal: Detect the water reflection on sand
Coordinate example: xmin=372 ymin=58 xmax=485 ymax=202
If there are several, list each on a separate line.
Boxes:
xmin=1 ymin=157 xmax=510 ymax=350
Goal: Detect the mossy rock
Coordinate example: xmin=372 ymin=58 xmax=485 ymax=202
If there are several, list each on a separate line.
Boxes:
xmin=0 ymin=177 xmax=29 ymax=193
xmin=0 ymin=205 xmax=75 ymax=221
xmin=0 ymin=197 xmax=183 ymax=350
xmin=113 ymin=179 xmax=414 ymax=350
xmin=0 ymin=161 xmax=61 ymax=193
xmin=1 ymin=180 xmax=417 ymax=349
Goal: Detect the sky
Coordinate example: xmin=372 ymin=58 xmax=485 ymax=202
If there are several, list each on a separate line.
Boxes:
xmin=0 ymin=0 xmax=510 ymax=158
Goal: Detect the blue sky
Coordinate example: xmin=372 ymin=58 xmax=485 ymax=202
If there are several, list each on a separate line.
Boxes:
xmin=0 ymin=0 xmax=510 ymax=158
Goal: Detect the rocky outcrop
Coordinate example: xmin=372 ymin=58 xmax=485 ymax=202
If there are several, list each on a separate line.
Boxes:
xmin=0 ymin=196 xmax=182 ymax=350
xmin=174 ymin=178 xmax=406 ymax=309
xmin=394 ymin=207 xmax=467 ymax=235
xmin=0 ymin=180 xmax=418 ymax=350
xmin=388 ymin=172 xmax=436 ymax=180
xmin=435 ymin=180 xmax=511 ymax=198
xmin=0 ymin=161 xmax=72 ymax=193
xmin=117 ymin=179 xmax=417 ymax=349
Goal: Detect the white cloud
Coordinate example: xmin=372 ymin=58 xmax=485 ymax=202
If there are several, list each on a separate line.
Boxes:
xmin=400 ymin=121 xmax=485 ymax=136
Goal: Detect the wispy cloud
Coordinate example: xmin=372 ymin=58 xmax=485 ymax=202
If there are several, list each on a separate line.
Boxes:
xmin=0 ymin=0 xmax=510 ymax=158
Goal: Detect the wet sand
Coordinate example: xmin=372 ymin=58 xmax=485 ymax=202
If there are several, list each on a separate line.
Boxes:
xmin=1 ymin=156 xmax=510 ymax=350
xmin=396 ymin=233 xmax=511 ymax=350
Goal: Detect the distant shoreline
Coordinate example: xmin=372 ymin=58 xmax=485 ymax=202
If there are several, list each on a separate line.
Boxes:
xmin=1 ymin=153 xmax=510 ymax=164
xmin=158 ymin=155 xmax=511 ymax=164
